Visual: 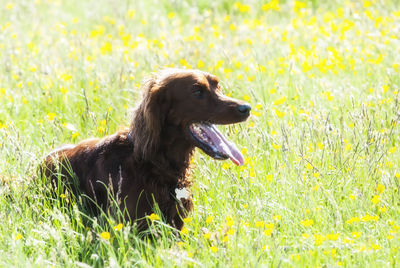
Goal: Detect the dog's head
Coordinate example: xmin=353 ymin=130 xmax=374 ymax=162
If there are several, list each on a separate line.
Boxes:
xmin=136 ymin=69 xmax=251 ymax=165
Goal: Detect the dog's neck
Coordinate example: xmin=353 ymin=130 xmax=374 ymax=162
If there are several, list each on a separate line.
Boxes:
xmin=129 ymin=124 xmax=194 ymax=185
xmin=155 ymin=125 xmax=194 ymax=182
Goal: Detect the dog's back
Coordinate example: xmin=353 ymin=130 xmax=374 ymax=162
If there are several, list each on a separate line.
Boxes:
xmin=43 ymin=130 xmax=133 ymax=211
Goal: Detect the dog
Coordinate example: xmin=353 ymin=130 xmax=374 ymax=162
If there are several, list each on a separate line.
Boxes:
xmin=44 ymin=69 xmax=251 ymax=231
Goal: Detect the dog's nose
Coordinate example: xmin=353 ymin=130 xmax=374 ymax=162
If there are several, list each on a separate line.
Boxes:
xmin=237 ymin=104 xmax=251 ymax=115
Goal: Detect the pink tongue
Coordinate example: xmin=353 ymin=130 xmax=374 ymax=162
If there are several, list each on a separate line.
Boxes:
xmin=201 ymin=124 xmax=245 ymax=166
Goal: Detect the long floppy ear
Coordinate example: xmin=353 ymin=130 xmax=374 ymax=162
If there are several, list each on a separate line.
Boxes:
xmin=130 ymin=78 xmax=169 ymax=160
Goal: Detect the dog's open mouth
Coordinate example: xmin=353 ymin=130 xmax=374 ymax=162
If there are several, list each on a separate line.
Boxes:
xmin=189 ymin=123 xmax=244 ymax=166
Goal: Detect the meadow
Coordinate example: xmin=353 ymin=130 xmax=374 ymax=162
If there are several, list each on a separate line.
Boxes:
xmin=1 ymin=0 xmax=400 ymax=266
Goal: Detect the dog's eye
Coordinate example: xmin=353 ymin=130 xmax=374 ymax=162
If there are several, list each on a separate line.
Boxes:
xmin=192 ymin=86 xmax=205 ymax=99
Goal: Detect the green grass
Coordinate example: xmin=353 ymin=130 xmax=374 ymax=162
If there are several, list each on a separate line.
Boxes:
xmin=1 ymin=0 xmax=400 ymax=266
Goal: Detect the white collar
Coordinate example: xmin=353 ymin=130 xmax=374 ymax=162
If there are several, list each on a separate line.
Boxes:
xmin=175 ymin=187 xmax=190 ymax=200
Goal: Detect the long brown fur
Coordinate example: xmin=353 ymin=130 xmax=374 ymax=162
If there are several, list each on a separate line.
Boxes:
xmin=43 ymin=69 xmax=250 ymax=231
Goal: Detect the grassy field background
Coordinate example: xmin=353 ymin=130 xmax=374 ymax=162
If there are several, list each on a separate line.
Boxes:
xmin=1 ymin=0 xmax=400 ymax=266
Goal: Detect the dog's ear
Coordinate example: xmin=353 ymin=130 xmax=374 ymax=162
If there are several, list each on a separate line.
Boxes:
xmin=143 ymin=81 xmax=169 ymax=144
xmin=131 ymin=78 xmax=169 ymax=159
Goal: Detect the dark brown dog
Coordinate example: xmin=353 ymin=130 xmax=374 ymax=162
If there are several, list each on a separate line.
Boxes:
xmin=44 ymin=69 xmax=251 ymax=230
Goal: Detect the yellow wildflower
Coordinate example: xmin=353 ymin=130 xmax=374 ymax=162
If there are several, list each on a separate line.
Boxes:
xmin=226 ymin=216 xmax=234 ymax=227
xmin=183 ymin=217 xmax=192 ymax=224
xmin=264 ymin=229 xmax=273 ymax=236
xmin=181 ymin=227 xmax=189 ymax=235
xmin=148 ymin=213 xmax=160 ymax=221
xmin=265 ymin=223 xmax=274 ymax=229
xmin=326 ymin=233 xmax=339 ymax=241
xmin=346 ymin=216 xmax=360 ymax=224
xmin=100 ymin=42 xmax=112 ymax=55
xmin=274 ymin=108 xmax=285 ymax=118
xmin=262 ymin=0 xmax=280 ymax=11
xmin=294 ymin=0 xmax=307 ymax=13
xmin=47 ymin=113 xmax=56 ymax=121
xmin=314 ymin=234 xmax=325 ymax=246
xmin=371 ymin=195 xmax=380 ymax=205
xmin=371 ymin=243 xmax=381 ymax=250
xmin=317 ymin=142 xmax=324 ymax=149
xmin=223 ymin=235 xmax=229 ymax=242
xmin=113 ymin=223 xmax=123 ymax=231
xmin=127 ymin=9 xmax=135 ymax=19
xmin=362 ymin=214 xmax=379 ymax=222
xmin=234 ymin=2 xmax=250 ymax=13
xmin=273 ymin=96 xmax=287 ymax=106
xmin=14 ymin=233 xmax=23 ymax=241
xmin=352 ymin=231 xmax=362 ymax=239
xmin=227 ymin=228 xmax=234 ymax=235
xmin=379 ymin=206 xmax=387 ymax=213
xmin=100 ymin=232 xmax=110 ymax=240
xmin=301 ymin=219 xmax=314 ymax=227
xmin=210 ymin=246 xmax=218 ymax=253
xmin=272 ymin=143 xmax=281 ymax=150
xmin=243 ymin=95 xmax=251 ymax=101
xmin=324 ymin=91 xmax=334 ymax=101
xmin=273 ymin=215 xmax=281 ymax=221
xmin=255 ymin=221 xmax=265 ymax=228
xmin=197 ymin=60 xmax=205 ymax=68
xmin=376 ymin=184 xmax=385 ymax=194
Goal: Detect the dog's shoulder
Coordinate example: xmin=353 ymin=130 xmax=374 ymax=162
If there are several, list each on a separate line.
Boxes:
xmin=95 ymin=129 xmax=132 ymax=150
xmin=87 ymin=130 xmax=133 ymax=162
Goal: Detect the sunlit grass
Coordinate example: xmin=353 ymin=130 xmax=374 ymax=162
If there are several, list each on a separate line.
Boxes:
xmin=1 ymin=0 xmax=400 ymax=266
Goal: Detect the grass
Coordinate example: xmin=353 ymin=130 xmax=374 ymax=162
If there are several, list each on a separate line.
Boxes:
xmin=1 ymin=0 xmax=400 ymax=266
